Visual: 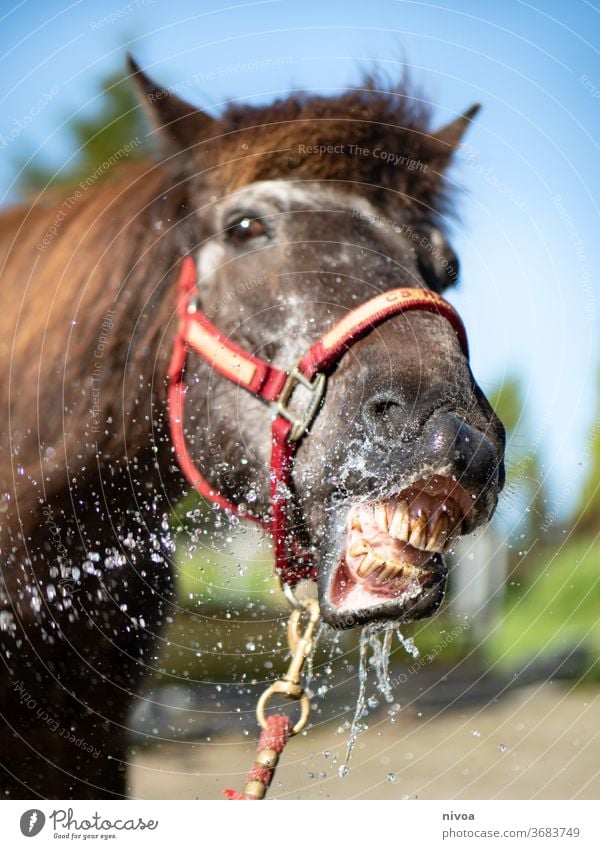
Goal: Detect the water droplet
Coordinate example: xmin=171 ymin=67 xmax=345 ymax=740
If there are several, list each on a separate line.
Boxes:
xmin=386 ymin=772 xmax=397 ymax=782
xmin=0 ymin=611 xmax=16 ymax=632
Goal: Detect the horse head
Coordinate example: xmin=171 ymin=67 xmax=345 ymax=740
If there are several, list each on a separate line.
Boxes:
xmin=131 ymin=60 xmax=505 ymax=629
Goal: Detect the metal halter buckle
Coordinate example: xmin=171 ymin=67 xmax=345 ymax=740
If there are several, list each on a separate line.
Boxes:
xmin=275 ymin=362 xmax=326 ymax=442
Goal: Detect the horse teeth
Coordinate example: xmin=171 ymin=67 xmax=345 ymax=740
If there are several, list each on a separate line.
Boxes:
xmin=357 ymin=552 xmax=381 ymax=577
xmin=401 ymin=561 xmax=420 ymax=580
xmin=376 ymin=560 xmax=404 ymax=582
xmin=426 ymin=513 xmax=449 ymax=552
xmin=409 ymin=514 xmax=428 ymax=550
xmin=349 ymin=539 xmax=371 ymax=557
xmin=374 ymin=502 xmax=388 ymax=532
xmin=375 ymin=562 xmax=391 ymax=582
xmin=443 ymin=518 xmax=463 ymax=551
xmin=389 ymin=500 xmax=410 ymax=541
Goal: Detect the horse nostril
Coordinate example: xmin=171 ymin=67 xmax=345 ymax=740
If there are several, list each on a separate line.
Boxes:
xmin=361 ymin=391 xmax=409 ymax=444
xmin=361 ymin=397 xmax=501 ymax=493
xmin=425 ymin=412 xmax=498 ymax=488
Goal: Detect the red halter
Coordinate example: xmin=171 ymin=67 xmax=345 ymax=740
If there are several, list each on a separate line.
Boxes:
xmin=167 ymin=256 xmax=469 ymax=587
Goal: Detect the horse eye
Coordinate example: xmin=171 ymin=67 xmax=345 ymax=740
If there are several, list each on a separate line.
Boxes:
xmin=226 ymin=215 xmax=269 ymax=245
xmin=414 ymin=226 xmax=459 ymax=292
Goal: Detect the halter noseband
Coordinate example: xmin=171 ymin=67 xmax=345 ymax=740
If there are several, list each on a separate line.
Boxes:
xmin=167 ymin=256 xmax=469 ymax=587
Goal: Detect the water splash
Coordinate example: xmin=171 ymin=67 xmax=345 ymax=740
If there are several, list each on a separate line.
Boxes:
xmin=340 ymin=625 xmax=372 ymax=773
xmin=340 ymin=624 xmax=418 ymax=777
xmin=395 ymin=628 xmax=420 ymax=660
xmin=369 ymin=625 xmax=394 ymax=703
xmin=304 ymin=621 xmax=323 ymax=697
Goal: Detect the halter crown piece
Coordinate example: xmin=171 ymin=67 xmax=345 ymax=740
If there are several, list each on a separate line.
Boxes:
xmin=167 ymin=256 xmax=469 ymax=588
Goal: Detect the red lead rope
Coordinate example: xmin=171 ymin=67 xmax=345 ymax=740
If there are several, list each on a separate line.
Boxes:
xmin=223 ymin=714 xmax=294 ymax=800
xmin=167 ymin=255 xmax=469 ymax=589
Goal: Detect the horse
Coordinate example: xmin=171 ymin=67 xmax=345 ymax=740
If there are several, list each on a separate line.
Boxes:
xmin=0 ymin=58 xmax=505 ymax=798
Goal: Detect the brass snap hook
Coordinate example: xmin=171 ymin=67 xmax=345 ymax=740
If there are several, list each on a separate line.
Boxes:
xmin=256 ymin=681 xmax=311 ymax=735
xmin=256 ymin=598 xmax=320 ymax=736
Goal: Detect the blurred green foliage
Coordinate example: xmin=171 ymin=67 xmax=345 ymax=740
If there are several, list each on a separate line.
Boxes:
xmin=576 ymin=371 xmax=600 ymax=532
xmin=15 ymin=67 xmax=150 ymax=193
xmin=489 ymin=375 xmax=546 ymax=545
xmin=484 ymin=532 xmax=600 ymax=678
xmin=489 ymin=375 xmax=523 ymax=434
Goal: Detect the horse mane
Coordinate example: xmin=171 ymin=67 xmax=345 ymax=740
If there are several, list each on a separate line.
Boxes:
xmin=0 ymin=163 xmax=186 ymax=518
xmin=194 ymin=75 xmax=456 ymax=217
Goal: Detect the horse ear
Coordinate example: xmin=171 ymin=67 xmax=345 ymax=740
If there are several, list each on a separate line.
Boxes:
xmin=429 ymin=104 xmax=481 ymax=158
xmin=127 ymin=55 xmax=216 ymax=157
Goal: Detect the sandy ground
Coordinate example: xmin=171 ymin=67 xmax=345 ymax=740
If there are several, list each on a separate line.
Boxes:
xmin=131 ymin=681 xmax=600 ymax=800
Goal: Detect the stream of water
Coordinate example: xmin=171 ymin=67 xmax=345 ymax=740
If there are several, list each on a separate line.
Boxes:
xmin=338 ymin=624 xmax=420 ymax=777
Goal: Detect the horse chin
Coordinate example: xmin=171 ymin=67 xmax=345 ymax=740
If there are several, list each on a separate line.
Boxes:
xmin=316 ymin=476 xmax=473 ymax=629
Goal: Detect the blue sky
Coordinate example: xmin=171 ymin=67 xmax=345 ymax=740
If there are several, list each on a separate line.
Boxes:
xmin=1 ymin=0 xmax=598 ymax=519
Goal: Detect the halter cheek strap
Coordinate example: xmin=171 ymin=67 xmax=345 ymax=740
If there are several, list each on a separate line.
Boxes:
xmin=167 ymin=256 xmax=468 ymax=586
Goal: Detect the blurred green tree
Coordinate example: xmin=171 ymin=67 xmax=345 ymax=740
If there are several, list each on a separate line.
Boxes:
xmin=490 ymin=376 xmax=523 ymax=434
xmin=15 ymin=65 xmax=150 ymax=193
xmin=575 ymin=371 xmax=600 ymax=532
xmin=489 ymin=375 xmax=546 ymax=545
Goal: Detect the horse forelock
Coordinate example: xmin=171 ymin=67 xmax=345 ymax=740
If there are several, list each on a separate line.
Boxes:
xmin=198 ymin=80 xmax=453 ymax=216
